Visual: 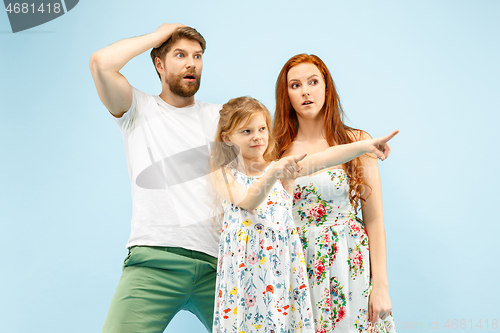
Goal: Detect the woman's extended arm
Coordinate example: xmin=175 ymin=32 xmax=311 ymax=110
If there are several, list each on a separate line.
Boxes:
xmin=294 ymin=130 xmax=399 ymax=178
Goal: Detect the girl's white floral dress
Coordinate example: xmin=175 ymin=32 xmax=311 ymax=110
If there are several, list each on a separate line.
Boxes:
xmin=213 ymin=162 xmax=314 ymax=333
xmin=292 ymin=169 xmax=397 ymax=333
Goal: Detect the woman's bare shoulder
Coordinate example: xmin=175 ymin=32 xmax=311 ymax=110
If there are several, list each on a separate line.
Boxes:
xmin=346 ymin=129 xmax=378 ymax=160
xmin=346 ymin=129 xmax=371 ymax=142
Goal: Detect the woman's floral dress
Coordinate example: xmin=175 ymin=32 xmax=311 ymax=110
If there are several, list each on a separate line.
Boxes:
xmin=292 ymin=169 xmax=396 ymax=333
xmin=213 ymin=162 xmax=314 ymax=333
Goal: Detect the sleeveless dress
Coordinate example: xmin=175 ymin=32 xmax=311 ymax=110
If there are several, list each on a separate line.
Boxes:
xmin=291 ymin=169 xmax=397 ymax=333
xmin=213 ymin=162 xmax=314 ymax=333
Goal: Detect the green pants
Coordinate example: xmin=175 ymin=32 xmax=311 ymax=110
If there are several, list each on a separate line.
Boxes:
xmin=102 ymin=246 xmax=218 ymax=333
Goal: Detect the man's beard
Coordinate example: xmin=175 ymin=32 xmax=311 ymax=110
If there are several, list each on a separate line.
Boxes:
xmin=165 ymin=70 xmax=201 ymax=98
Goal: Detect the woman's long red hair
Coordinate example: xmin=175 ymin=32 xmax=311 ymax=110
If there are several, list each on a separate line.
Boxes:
xmin=273 ymin=54 xmax=371 ymax=212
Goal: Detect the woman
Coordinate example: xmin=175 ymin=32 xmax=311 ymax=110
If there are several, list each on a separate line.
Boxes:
xmin=273 ymin=54 xmax=397 ymax=333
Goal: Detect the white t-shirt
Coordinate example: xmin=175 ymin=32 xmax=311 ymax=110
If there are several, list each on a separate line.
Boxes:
xmin=114 ymin=87 xmax=222 ymax=257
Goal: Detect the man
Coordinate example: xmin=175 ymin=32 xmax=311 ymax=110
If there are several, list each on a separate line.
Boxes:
xmin=90 ymin=23 xmax=221 ymax=333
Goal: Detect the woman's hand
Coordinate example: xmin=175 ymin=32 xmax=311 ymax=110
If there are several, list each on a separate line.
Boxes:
xmin=368 ymin=285 xmax=393 ymax=323
xmin=272 ymin=153 xmax=307 ymax=178
xmin=364 ymin=130 xmax=399 ymax=161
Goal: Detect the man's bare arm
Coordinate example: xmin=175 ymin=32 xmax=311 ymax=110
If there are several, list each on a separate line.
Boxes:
xmin=89 ymin=23 xmax=185 ymax=117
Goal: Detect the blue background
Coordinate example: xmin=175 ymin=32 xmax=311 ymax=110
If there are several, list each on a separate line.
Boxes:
xmin=1 ymin=0 xmax=499 ymax=332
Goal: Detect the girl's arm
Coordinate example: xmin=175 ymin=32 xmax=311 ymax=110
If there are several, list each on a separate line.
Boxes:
xmin=294 ymin=130 xmax=399 ymax=178
xmin=210 ymin=156 xmax=305 ymax=211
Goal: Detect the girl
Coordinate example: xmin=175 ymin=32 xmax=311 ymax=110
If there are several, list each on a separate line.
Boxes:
xmin=273 ymin=54 xmax=398 ymax=332
xmin=211 ymin=96 xmax=397 ymax=333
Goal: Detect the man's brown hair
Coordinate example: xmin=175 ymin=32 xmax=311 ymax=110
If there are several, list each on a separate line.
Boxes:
xmin=150 ymin=27 xmax=206 ymax=80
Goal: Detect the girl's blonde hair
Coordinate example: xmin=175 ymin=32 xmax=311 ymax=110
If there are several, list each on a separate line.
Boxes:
xmin=212 ymin=96 xmax=277 ymax=170
xmin=209 ymin=96 xmax=278 ymax=227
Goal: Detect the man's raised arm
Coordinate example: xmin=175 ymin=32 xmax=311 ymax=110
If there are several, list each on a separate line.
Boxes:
xmin=89 ymin=23 xmax=185 ymax=118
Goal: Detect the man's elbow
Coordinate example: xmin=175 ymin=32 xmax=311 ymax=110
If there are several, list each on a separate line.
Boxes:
xmin=89 ymin=51 xmax=106 ymax=73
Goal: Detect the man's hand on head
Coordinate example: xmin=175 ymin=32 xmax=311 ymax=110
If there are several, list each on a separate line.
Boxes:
xmin=152 ymin=23 xmax=186 ymax=48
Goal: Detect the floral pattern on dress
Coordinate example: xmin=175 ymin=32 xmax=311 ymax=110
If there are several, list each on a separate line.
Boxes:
xmin=313 ymin=276 xmax=348 ymax=333
xmin=292 ymin=169 xmax=397 ymax=333
xmin=302 ymin=227 xmax=339 ymax=285
xmin=213 ymin=162 xmax=314 ymax=333
xmin=293 ymin=184 xmax=335 ymax=227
